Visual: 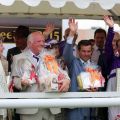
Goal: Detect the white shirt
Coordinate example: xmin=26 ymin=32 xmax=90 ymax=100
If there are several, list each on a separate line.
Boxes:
xmin=80 ymin=58 xmax=91 ymax=66
xmin=29 ymin=51 xmax=41 ymax=67
xmin=91 ymin=45 xmax=103 ymax=64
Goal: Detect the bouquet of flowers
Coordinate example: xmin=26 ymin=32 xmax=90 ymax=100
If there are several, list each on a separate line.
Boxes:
xmin=77 ymin=63 xmax=105 ymax=89
xmin=17 ymin=59 xmax=39 ymax=86
xmin=43 ymin=54 xmax=69 ymax=92
xmin=16 ymin=53 xmax=69 ymax=92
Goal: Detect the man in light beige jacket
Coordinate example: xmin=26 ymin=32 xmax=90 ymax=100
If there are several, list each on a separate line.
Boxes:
xmin=11 ymin=31 xmax=70 ymax=120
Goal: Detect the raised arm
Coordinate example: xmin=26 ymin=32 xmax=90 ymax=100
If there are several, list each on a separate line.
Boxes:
xmin=104 ymin=16 xmax=115 ymax=64
xmin=63 ymin=18 xmax=78 ymax=65
xmin=43 ymin=23 xmax=55 ymax=40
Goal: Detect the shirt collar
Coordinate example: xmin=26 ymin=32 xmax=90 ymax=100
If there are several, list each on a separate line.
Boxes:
xmin=80 ymin=58 xmax=91 ymax=65
xmin=93 ymin=45 xmax=104 ymax=51
xmin=29 ymin=50 xmax=41 ymax=58
xmin=93 ymin=45 xmax=99 ymax=51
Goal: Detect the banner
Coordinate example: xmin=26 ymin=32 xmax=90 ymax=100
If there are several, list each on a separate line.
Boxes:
xmin=0 ymin=26 xmax=62 ymax=43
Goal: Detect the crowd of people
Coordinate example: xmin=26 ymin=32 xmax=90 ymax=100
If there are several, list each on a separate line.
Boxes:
xmin=0 ymin=15 xmax=120 ymax=120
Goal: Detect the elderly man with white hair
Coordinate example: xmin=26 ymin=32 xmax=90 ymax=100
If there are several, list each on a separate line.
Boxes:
xmin=11 ymin=31 xmax=70 ymax=120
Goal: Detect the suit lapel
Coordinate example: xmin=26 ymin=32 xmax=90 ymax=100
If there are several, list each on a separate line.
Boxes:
xmin=24 ymin=49 xmax=37 ymax=68
xmin=77 ymin=58 xmax=85 ymax=71
xmin=14 ymin=47 xmax=21 ymax=55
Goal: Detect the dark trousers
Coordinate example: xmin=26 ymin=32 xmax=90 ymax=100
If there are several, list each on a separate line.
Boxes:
xmin=13 ymin=87 xmax=20 ymax=120
xmin=97 ymin=107 xmax=108 ymax=120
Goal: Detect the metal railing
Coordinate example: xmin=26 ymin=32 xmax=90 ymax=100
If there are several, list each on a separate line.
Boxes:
xmin=0 ymin=92 xmax=120 ymax=108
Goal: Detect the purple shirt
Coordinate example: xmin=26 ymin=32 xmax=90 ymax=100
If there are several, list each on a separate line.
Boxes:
xmin=105 ymin=27 xmax=120 ymax=78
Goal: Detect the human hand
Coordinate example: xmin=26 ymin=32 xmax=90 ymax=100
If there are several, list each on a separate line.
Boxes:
xmin=44 ymin=23 xmax=55 ymax=36
xmin=58 ymin=79 xmax=70 ymax=92
xmin=103 ymin=15 xmax=114 ymax=28
xmin=21 ymin=79 xmax=30 ymax=86
xmin=68 ymin=18 xmax=78 ymax=37
xmin=86 ymin=87 xmax=98 ymax=92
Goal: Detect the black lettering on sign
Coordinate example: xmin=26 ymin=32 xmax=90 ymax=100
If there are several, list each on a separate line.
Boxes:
xmin=31 ymin=27 xmax=61 ymax=41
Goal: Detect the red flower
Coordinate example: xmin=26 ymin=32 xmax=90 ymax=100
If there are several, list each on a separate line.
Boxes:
xmin=9 ymin=79 xmax=14 ymax=92
xmin=30 ymin=64 xmax=39 ymax=85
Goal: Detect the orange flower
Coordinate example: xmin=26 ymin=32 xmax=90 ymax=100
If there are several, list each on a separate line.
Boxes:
xmin=44 ymin=55 xmax=59 ymax=74
xmin=86 ymin=67 xmax=101 ymax=85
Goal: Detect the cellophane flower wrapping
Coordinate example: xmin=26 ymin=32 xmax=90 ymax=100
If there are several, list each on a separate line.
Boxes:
xmin=17 ymin=57 xmax=58 ymax=91
xmin=17 ymin=59 xmax=38 ymax=85
xmin=17 ymin=52 xmax=69 ymax=92
xmin=77 ymin=63 xmax=105 ymax=89
xmin=43 ymin=54 xmax=69 ymax=92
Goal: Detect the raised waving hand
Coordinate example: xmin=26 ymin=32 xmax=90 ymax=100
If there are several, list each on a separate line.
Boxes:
xmin=103 ymin=15 xmax=114 ymax=28
xmin=68 ymin=18 xmax=78 ymax=37
xmin=43 ymin=23 xmax=55 ymax=39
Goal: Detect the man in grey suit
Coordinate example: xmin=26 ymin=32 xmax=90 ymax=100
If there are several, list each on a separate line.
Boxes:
xmin=63 ymin=18 xmax=99 ymax=120
xmin=11 ymin=31 xmax=70 ymax=120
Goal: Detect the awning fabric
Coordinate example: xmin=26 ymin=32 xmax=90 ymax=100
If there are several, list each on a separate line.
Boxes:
xmin=0 ymin=0 xmax=120 ymax=20
xmin=0 ymin=0 xmax=120 ymax=10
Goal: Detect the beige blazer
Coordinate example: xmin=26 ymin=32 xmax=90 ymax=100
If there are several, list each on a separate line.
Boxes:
xmin=0 ymin=56 xmax=8 ymax=117
xmin=11 ymin=49 xmax=41 ymax=114
xmin=11 ymin=49 xmax=61 ymax=115
xmin=1 ymin=55 xmax=8 ymax=76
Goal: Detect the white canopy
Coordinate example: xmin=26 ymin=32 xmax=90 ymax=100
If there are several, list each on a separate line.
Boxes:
xmin=1 ymin=0 xmax=119 ymax=9
xmin=0 ymin=0 xmax=120 ymax=20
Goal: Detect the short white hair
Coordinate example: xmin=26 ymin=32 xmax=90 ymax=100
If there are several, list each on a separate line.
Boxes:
xmin=27 ymin=31 xmax=43 ymax=47
xmin=27 ymin=31 xmax=42 ymax=42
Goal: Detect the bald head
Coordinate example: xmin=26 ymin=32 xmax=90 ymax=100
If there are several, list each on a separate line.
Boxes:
xmin=27 ymin=31 xmax=45 ymax=55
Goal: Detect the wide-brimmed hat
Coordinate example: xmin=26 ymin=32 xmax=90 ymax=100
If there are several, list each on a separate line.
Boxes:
xmin=45 ymin=39 xmax=66 ymax=56
xmin=45 ymin=39 xmax=62 ymax=48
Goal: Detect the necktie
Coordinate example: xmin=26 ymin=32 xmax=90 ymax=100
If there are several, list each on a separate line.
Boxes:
xmin=98 ymin=48 xmax=103 ymax=55
xmin=98 ymin=48 xmax=103 ymax=65
xmin=33 ymin=55 xmax=39 ymax=62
